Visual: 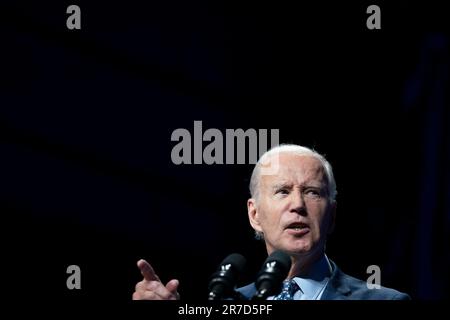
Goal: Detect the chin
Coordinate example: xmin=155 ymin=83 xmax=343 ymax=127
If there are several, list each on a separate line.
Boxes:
xmin=284 ymin=241 xmax=312 ymax=255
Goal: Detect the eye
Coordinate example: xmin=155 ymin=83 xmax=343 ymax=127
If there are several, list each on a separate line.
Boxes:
xmin=305 ymin=189 xmax=322 ymax=198
xmin=276 ymin=188 xmax=290 ymax=195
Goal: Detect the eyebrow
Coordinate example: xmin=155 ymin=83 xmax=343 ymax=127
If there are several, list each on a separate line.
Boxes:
xmin=302 ymin=185 xmax=323 ymax=189
xmin=271 ymin=182 xmax=292 ymax=190
xmin=271 ymin=183 xmax=324 ymax=191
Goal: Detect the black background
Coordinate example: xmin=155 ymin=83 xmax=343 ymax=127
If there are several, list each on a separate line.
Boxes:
xmin=1 ymin=1 xmax=449 ymax=302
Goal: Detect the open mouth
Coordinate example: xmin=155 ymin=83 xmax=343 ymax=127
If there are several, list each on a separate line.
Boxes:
xmin=285 ymin=222 xmax=310 ymax=236
xmin=286 ymin=222 xmax=309 ymax=230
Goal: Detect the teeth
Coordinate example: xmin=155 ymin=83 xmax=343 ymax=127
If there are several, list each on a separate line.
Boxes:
xmin=294 ymin=227 xmax=300 ymax=231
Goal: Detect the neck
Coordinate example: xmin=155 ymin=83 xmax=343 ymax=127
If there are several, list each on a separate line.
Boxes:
xmin=287 ymin=249 xmax=324 ymax=278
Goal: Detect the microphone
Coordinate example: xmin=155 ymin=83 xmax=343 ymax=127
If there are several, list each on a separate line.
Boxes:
xmin=252 ymin=250 xmax=292 ymax=300
xmin=208 ymin=253 xmax=246 ymax=300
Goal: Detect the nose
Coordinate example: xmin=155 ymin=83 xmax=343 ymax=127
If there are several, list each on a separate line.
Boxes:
xmin=290 ymin=190 xmax=307 ymax=216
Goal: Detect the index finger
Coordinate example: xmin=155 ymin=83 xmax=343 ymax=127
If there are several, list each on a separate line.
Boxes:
xmin=137 ymin=259 xmax=160 ymax=282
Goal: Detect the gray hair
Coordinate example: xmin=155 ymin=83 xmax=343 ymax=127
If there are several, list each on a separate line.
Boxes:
xmin=249 ymin=144 xmax=337 ymax=240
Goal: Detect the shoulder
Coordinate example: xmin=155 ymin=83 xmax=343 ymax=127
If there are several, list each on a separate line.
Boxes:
xmin=323 ymin=260 xmax=411 ymax=300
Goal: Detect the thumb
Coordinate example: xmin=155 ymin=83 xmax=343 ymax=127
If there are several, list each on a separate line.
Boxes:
xmin=165 ymin=279 xmax=180 ymax=293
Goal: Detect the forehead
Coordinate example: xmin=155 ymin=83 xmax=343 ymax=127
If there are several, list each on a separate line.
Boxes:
xmin=261 ymin=153 xmax=327 ymax=187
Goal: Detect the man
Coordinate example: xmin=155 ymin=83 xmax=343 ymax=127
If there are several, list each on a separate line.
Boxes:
xmin=133 ymin=144 xmax=410 ymax=300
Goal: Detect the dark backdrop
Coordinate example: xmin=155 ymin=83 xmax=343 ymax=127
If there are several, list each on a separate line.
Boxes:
xmin=1 ymin=1 xmax=449 ymax=301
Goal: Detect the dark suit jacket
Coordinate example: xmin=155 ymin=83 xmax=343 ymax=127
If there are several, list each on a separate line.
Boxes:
xmin=236 ymin=260 xmax=410 ymax=300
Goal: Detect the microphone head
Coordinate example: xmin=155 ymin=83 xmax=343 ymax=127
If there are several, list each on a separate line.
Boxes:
xmin=262 ymin=250 xmax=291 ymax=274
xmin=219 ymin=253 xmax=246 ymax=274
xmin=208 ymin=253 xmax=246 ymax=300
xmin=253 ymin=250 xmax=291 ymax=299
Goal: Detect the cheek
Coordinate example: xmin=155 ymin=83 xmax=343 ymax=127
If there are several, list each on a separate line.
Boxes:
xmin=258 ymin=200 xmax=274 ymax=220
xmin=258 ymin=205 xmax=280 ymax=230
xmin=259 ymin=210 xmax=275 ymax=227
xmin=309 ymin=204 xmax=330 ymax=229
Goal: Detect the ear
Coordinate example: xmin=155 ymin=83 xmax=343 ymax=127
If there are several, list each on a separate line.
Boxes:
xmin=327 ymin=200 xmax=337 ymax=234
xmin=247 ymin=198 xmax=263 ymax=233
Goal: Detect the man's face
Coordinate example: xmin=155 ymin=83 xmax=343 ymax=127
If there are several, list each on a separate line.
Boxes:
xmin=248 ymin=153 xmax=336 ymax=258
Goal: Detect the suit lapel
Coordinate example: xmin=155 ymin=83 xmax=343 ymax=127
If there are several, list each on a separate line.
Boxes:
xmin=320 ymin=260 xmax=352 ymax=300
